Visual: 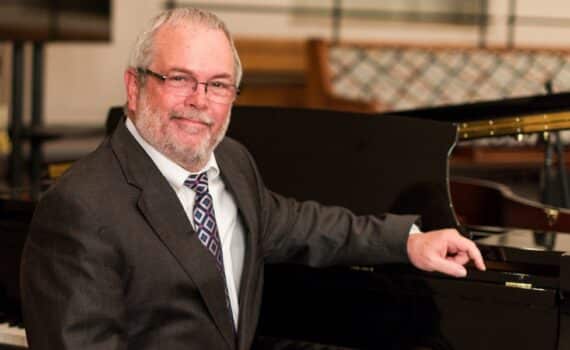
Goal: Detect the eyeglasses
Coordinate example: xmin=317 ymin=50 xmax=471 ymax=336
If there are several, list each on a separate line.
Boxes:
xmin=137 ymin=67 xmax=240 ymax=104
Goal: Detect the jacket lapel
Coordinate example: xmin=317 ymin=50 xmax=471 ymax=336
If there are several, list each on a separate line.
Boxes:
xmin=215 ymin=142 xmax=257 ymax=247
xmin=110 ymin=121 xmax=236 ymax=348
xmin=215 ymin=141 xmax=261 ymax=348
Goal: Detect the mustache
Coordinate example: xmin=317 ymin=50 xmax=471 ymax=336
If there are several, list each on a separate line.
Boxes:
xmin=169 ymin=110 xmax=214 ymax=126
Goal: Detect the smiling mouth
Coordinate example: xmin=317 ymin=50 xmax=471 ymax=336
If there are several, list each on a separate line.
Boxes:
xmin=173 ymin=116 xmax=205 ymax=123
xmin=170 ymin=112 xmax=213 ymax=127
xmin=170 ymin=118 xmax=214 ymax=138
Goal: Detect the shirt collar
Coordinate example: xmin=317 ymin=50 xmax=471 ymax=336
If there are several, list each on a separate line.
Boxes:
xmin=125 ymin=118 xmax=220 ymax=190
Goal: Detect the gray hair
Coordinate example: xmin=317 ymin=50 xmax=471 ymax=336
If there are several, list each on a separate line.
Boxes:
xmin=128 ymin=7 xmax=243 ymax=86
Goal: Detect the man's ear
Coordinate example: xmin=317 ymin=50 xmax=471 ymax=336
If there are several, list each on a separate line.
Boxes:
xmin=124 ymin=68 xmax=140 ymax=114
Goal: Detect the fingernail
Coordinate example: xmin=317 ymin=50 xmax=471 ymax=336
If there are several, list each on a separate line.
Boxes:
xmin=458 ymin=267 xmax=467 ymax=277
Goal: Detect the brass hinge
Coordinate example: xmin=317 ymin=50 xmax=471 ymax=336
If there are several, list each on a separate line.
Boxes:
xmin=505 ymin=281 xmax=533 ymax=289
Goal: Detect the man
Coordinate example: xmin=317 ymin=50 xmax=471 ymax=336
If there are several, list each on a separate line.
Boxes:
xmin=20 ymin=7 xmax=485 ymax=350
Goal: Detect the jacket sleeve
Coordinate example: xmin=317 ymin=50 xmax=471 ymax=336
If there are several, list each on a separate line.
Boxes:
xmin=20 ymin=187 xmax=127 ymax=350
xmin=237 ymin=143 xmax=418 ymax=268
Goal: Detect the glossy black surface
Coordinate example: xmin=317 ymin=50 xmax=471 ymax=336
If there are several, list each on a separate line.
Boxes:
xmin=228 ymin=106 xmax=570 ymax=350
xmin=387 ymin=92 xmax=570 ymax=122
xmin=229 ymin=106 xmax=459 ymax=231
xmin=258 ymin=261 xmax=562 ymax=350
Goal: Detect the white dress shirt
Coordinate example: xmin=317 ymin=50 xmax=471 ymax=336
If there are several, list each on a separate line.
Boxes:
xmin=126 ymin=119 xmax=245 ymax=327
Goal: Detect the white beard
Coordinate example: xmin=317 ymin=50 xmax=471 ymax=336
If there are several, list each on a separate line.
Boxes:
xmin=133 ymin=92 xmax=230 ymax=171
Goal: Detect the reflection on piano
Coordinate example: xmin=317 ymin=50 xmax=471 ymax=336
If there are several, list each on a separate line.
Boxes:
xmin=451 ymin=177 xmax=570 ymax=233
xmin=1 ymin=104 xmax=570 ymax=349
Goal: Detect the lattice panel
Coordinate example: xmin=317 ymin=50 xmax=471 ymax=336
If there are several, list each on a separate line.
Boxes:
xmin=329 ymin=46 xmax=570 ymax=111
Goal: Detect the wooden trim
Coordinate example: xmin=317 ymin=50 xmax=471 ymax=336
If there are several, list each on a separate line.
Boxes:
xmin=305 ymin=38 xmax=378 ymax=113
xmin=233 ymin=37 xmax=308 ymax=108
xmin=234 ymin=37 xmax=307 ymax=74
xmin=325 ymin=39 xmax=570 ymax=54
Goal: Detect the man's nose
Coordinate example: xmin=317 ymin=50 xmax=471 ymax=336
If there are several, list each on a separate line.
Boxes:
xmin=185 ymin=83 xmax=208 ymax=108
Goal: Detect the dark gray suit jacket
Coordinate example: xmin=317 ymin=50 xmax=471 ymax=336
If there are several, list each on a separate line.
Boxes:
xmin=20 ymin=121 xmax=417 ymax=350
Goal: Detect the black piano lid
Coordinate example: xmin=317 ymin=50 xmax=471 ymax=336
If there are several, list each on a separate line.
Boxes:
xmin=228 ymin=105 xmax=459 ymax=231
xmin=387 ymin=91 xmax=570 ymax=122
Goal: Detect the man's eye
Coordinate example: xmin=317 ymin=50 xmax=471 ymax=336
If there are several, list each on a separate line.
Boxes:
xmin=209 ymin=81 xmax=229 ymax=89
xmin=169 ymin=75 xmax=189 ymax=82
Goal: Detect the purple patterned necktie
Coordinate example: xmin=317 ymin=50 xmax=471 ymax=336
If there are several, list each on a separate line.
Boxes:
xmin=184 ymin=172 xmax=235 ymax=329
xmin=184 ymin=172 xmax=225 ymax=269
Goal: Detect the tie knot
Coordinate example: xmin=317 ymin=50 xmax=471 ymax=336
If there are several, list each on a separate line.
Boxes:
xmin=184 ymin=172 xmax=209 ymax=195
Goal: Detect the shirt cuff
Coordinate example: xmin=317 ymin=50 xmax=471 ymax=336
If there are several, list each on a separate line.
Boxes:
xmin=409 ymin=223 xmax=422 ymax=235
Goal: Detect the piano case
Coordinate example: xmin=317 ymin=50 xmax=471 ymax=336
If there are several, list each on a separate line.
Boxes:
xmin=227 ymin=106 xmax=570 ymax=350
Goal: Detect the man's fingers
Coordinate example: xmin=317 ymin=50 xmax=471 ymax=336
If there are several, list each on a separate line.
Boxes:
xmin=453 ymin=236 xmax=486 ymax=271
xmin=430 ymin=257 xmax=467 ymax=277
xmin=449 ymin=252 xmax=470 ymax=265
xmin=407 ymin=228 xmax=487 ymax=277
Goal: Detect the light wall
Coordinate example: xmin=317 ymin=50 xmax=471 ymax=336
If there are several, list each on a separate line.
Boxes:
xmin=42 ymin=0 xmax=162 ymax=126
xmin=12 ymin=0 xmax=570 ymax=125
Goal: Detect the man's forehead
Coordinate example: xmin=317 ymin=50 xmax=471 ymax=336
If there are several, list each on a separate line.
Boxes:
xmin=154 ymin=23 xmax=227 ymax=47
xmin=153 ymin=24 xmax=231 ymax=56
xmin=149 ymin=23 xmax=234 ymax=77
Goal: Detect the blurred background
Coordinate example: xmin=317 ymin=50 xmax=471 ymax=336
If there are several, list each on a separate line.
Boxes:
xmin=3 ymin=0 xmax=570 ymax=209
xmin=3 ymin=1 xmax=570 ymax=123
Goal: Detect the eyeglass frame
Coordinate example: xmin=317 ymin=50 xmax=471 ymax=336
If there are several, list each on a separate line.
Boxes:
xmin=136 ymin=67 xmax=240 ymax=103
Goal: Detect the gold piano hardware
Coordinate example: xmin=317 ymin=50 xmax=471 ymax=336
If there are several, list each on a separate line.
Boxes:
xmin=544 ymin=207 xmax=560 ymax=227
xmin=505 ymin=281 xmax=533 ymax=289
xmin=458 ymin=111 xmax=570 ymax=140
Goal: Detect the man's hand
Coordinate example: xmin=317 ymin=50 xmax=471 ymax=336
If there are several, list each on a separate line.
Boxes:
xmin=406 ymin=228 xmax=486 ymax=277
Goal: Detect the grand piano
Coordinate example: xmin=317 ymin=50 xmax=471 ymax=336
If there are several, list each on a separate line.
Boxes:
xmin=226 ymin=103 xmax=570 ymax=350
xmin=1 ymin=97 xmax=570 ymax=349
